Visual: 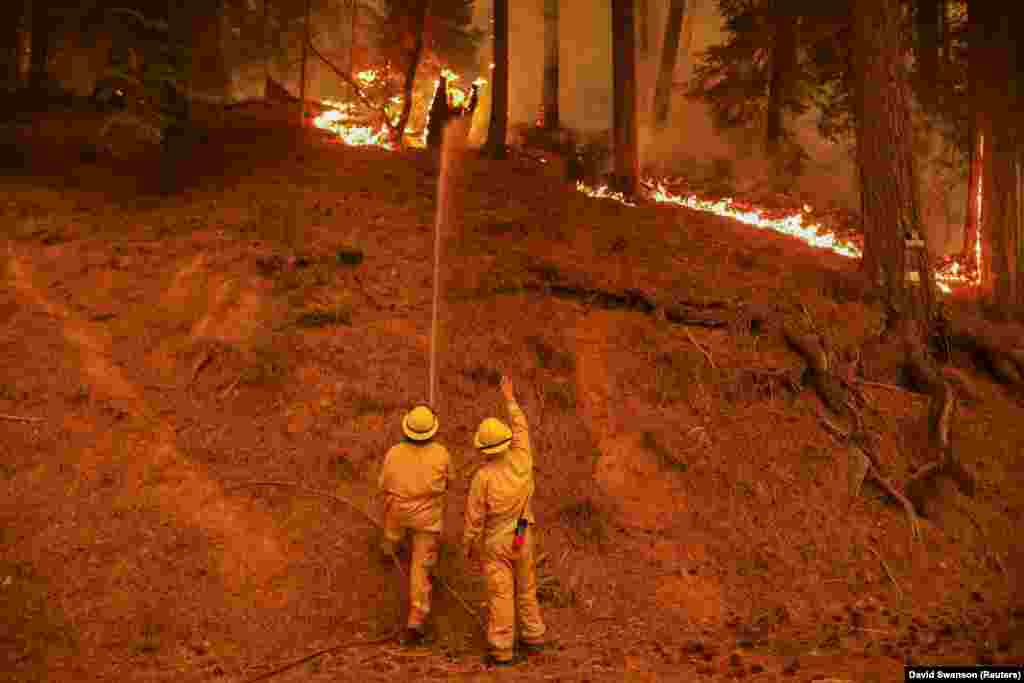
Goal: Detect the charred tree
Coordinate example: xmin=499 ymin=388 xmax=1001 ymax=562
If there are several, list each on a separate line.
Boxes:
xmin=652 ymin=0 xmax=686 ymax=129
xmin=612 ymin=0 xmax=639 ymax=197
xmin=765 ymin=1 xmax=798 ymax=156
xmin=485 ymin=0 xmax=508 ymax=159
xmin=392 ymin=0 xmax=427 ymax=149
xmin=426 ymin=75 xmax=454 ymax=149
xmin=542 ymin=0 xmax=559 ymax=130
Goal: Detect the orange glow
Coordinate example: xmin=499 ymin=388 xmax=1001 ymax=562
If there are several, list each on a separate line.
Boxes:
xmin=577 ymin=177 xmax=979 ymax=295
xmin=313 ymin=67 xmax=480 ymax=150
xmin=313 ymin=99 xmax=395 ymax=150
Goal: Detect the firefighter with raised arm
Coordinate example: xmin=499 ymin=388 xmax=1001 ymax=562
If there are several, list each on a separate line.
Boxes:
xmin=378 ymin=405 xmax=452 ymax=646
xmin=463 ymin=376 xmax=548 ymax=667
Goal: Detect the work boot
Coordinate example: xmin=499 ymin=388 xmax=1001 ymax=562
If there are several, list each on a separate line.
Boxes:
xmin=398 ymin=626 xmax=425 ymax=646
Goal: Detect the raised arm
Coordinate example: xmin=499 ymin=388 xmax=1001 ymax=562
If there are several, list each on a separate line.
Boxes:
xmin=501 ymin=375 xmax=532 ymax=469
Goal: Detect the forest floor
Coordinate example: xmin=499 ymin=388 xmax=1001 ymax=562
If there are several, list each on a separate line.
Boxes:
xmin=1 ymin=103 xmax=1023 ymax=682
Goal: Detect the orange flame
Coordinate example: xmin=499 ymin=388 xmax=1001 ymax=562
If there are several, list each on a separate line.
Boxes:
xmin=313 ymin=99 xmax=395 ymax=150
xmin=578 ymin=177 xmax=979 ymax=295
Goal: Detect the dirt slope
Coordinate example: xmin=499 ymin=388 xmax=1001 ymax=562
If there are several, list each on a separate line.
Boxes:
xmin=1 ymin=108 xmax=1022 ymax=682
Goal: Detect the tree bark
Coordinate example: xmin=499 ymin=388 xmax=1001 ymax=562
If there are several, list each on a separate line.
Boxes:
xmin=299 ymin=0 xmax=311 ymax=126
xmin=0 ymin=0 xmax=25 ymax=91
xmin=854 ymin=0 xmax=933 ymax=333
xmin=962 ymin=124 xmax=982 ymax=271
xmin=638 ymin=0 xmax=648 ymax=56
xmin=914 ymin=0 xmax=941 ymax=110
xmin=961 ymin=0 xmax=982 ymax=271
xmin=542 ymin=0 xmax=559 ymax=130
xmin=765 ymin=1 xmax=798 ymax=156
xmin=485 ymin=0 xmax=509 ymax=159
xmin=652 ymin=0 xmax=686 ymax=129
xmin=393 ymin=0 xmax=427 ymax=149
xmin=976 ymin=2 xmax=1021 ymax=314
xmin=612 ymin=0 xmax=639 ymax=197
xmin=29 ymin=0 xmax=55 ymax=92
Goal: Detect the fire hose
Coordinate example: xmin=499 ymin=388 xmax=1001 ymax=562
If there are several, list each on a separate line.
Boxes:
xmin=229 ymin=482 xmax=486 ymax=682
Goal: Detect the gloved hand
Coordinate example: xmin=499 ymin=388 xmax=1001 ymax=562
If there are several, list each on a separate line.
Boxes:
xmin=500 ymin=375 xmax=515 ymax=402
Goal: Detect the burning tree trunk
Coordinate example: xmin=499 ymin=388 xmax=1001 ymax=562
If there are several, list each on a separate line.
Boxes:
xmin=612 ymin=0 xmax=639 ymax=197
xmin=854 ymin=0 xmax=934 ymax=332
xmin=485 ymin=0 xmax=508 ymax=159
xmin=765 ymin=1 xmax=798 ymax=156
xmin=393 ymin=0 xmax=427 ymax=149
xmin=974 ymin=0 xmax=1022 ymax=314
xmin=962 ymin=127 xmax=983 ymax=271
xmin=961 ymin=0 xmax=983 ymax=273
xmin=299 ymin=0 xmax=311 ymax=126
xmin=652 ymin=0 xmax=686 ymax=129
xmin=542 ymin=0 xmax=559 ymax=131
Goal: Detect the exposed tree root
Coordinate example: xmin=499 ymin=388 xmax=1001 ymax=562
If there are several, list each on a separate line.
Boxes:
xmin=513 ymin=270 xmax=742 ymax=329
xmin=782 ymin=319 xmax=975 ymax=541
xmin=945 ymin=313 xmax=1024 ymax=392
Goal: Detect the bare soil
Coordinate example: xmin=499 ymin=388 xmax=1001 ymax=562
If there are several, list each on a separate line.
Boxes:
xmin=2 ymin=104 xmax=1022 ymax=682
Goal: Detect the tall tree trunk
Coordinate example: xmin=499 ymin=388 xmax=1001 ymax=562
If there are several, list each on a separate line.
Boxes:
xmin=542 ymin=0 xmax=559 ymax=130
xmin=765 ymin=1 xmax=798 ymax=156
xmin=985 ymin=127 xmax=1019 ymax=312
xmin=638 ymin=0 xmax=648 ymax=56
xmin=0 ymin=0 xmax=25 ymax=91
xmin=612 ymin=0 xmax=639 ymax=196
xmin=652 ymin=0 xmax=685 ymax=129
xmin=962 ymin=125 xmax=983 ymax=270
xmin=961 ymin=1 xmax=982 ymax=272
xmin=29 ymin=0 xmax=54 ymax=92
xmin=915 ymin=0 xmax=941 ymax=110
xmin=485 ymin=0 xmax=509 ymax=159
xmin=855 ymin=0 xmax=933 ymax=334
xmin=263 ymin=0 xmax=271 ymax=96
xmin=393 ymin=0 xmax=427 ymax=149
xmin=299 ymin=0 xmax=311 ymax=126
xmin=976 ymin=3 xmax=1021 ymax=313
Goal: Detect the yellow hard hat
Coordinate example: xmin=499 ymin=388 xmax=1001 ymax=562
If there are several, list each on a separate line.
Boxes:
xmin=402 ymin=405 xmax=438 ymax=441
xmin=474 ymin=417 xmax=512 ymax=455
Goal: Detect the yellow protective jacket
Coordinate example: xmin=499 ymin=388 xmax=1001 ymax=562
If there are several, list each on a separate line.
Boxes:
xmin=464 ymin=400 xmax=536 ymax=551
xmin=378 ymin=440 xmax=453 ymax=533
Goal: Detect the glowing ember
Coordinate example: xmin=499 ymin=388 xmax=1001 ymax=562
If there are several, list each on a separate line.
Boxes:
xmin=575 ymin=181 xmax=637 ymax=207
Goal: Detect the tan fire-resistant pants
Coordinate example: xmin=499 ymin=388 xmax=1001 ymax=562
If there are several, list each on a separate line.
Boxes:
xmin=381 ymin=520 xmax=440 ymax=630
xmin=482 ymin=526 xmax=547 ymax=662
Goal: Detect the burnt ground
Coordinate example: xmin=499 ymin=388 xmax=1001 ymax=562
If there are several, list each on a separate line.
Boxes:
xmin=1 ymin=104 xmax=1023 ymax=682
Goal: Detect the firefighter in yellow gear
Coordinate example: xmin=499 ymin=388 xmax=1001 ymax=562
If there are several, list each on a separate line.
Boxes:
xmin=463 ymin=376 xmax=548 ymax=666
xmin=378 ymin=405 xmax=452 ymax=645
